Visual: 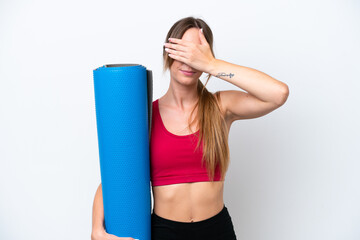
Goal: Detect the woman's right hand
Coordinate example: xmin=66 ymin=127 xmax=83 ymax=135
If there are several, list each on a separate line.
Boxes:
xmin=91 ymin=228 xmax=138 ymax=240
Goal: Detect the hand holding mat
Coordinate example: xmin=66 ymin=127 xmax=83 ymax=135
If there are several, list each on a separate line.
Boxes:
xmin=93 ymin=64 xmax=153 ymax=240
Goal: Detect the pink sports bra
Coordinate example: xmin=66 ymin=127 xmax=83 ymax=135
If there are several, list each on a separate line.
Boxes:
xmin=150 ymin=99 xmax=223 ymax=186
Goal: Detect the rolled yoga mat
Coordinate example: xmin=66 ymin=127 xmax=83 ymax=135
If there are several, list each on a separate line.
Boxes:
xmin=93 ymin=64 xmax=153 ymax=240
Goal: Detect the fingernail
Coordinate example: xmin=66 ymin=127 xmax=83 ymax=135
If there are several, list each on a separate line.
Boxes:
xmin=201 ymin=28 xmax=203 ymax=33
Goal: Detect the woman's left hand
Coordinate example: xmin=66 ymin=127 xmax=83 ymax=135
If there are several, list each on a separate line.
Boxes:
xmin=164 ymin=28 xmax=216 ymax=74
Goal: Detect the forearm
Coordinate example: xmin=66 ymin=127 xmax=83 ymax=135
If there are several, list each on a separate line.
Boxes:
xmin=208 ymin=58 xmax=289 ymax=104
xmin=92 ymin=183 xmax=106 ymax=234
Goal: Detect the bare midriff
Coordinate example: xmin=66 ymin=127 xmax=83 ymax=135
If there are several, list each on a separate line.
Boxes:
xmin=152 ymin=180 xmax=225 ymax=223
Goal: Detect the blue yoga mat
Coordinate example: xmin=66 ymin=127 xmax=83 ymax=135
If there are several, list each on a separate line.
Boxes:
xmin=93 ymin=64 xmax=153 ymax=240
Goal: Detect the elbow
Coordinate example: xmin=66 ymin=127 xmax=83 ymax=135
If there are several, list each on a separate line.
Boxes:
xmin=275 ymin=84 xmax=289 ymax=106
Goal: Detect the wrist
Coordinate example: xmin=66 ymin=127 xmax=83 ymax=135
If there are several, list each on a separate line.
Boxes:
xmin=207 ymin=58 xmax=219 ymax=76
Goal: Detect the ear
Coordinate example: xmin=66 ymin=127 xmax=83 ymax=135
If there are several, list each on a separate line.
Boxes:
xmin=199 ymin=28 xmax=207 ymax=45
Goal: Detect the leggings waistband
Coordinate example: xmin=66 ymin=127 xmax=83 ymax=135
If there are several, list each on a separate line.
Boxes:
xmin=151 ymin=204 xmax=229 ymax=228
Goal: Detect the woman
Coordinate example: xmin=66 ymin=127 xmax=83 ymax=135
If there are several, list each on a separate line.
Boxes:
xmin=91 ymin=16 xmax=289 ymax=240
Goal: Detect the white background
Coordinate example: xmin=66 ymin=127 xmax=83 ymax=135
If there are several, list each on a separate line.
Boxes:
xmin=0 ymin=0 xmax=359 ymax=239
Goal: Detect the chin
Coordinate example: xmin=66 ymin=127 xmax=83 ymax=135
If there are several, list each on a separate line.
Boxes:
xmin=177 ymin=75 xmax=199 ymax=85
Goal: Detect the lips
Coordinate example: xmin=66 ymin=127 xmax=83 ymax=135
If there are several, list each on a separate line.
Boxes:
xmin=180 ymin=69 xmax=196 ymax=76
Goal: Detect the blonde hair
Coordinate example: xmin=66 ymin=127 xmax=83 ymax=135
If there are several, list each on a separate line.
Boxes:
xmin=162 ymin=16 xmax=230 ymax=181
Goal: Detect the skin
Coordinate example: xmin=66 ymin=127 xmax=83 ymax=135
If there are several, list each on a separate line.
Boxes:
xmin=154 ymin=27 xmax=288 ymax=222
xmin=91 ymin=26 xmax=289 ymax=238
xmin=152 ymin=27 xmax=232 ymax=222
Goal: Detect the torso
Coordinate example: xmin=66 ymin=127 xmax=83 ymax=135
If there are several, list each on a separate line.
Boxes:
xmin=152 ymin=95 xmax=232 ymax=222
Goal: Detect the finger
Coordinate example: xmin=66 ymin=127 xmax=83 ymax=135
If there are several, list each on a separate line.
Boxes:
xmin=168 ymin=53 xmax=187 ymax=64
xmin=165 ymin=42 xmax=187 ymax=53
xmin=168 ymin=38 xmax=191 ymax=47
xmin=198 ymin=28 xmax=208 ymax=45
xmin=164 ymin=48 xmax=188 ymax=58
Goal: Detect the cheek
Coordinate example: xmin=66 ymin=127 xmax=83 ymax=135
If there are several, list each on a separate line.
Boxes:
xmin=170 ymin=61 xmax=179 ymax=70
xmin=194 ymin=72 xmax=202 ymax=78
